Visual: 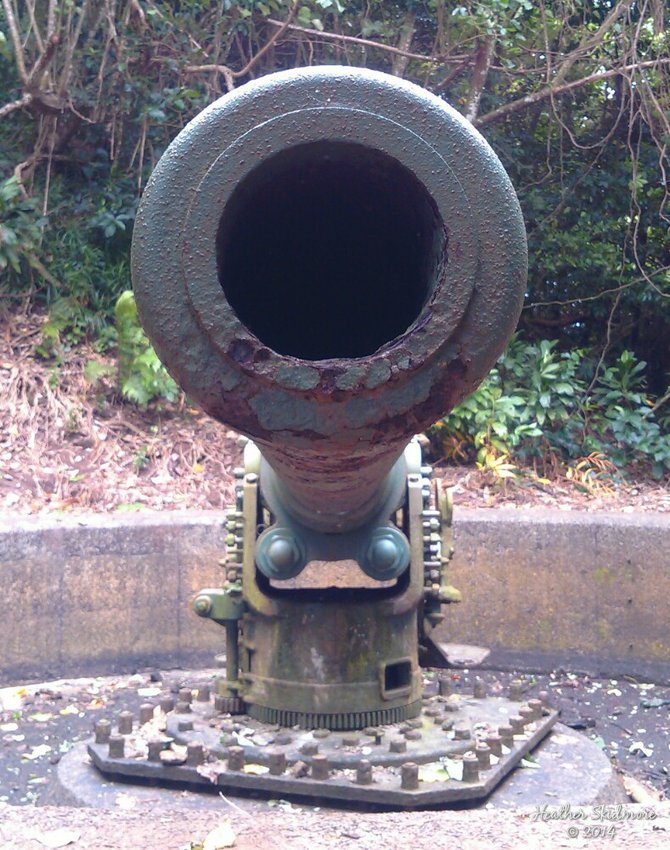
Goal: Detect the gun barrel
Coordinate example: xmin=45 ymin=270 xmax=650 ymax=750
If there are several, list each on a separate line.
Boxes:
xmin=131 ymin=67 xmax=527 ymax=531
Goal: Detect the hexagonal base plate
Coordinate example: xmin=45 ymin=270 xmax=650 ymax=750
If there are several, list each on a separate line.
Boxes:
xmin=87 ymin=689 xmax=558 ymax=807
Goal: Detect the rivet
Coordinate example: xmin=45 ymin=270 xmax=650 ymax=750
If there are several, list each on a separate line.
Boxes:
xmin=498 ymin=724 xmax=514 ymax=747
xmin=473 ymin=679 xmax=487 ymax=699
xmin=178 ymin=719 xmax=194 ymax=732
xmin=196 ymin=686 xmax=211 ymax=703
xmin=227 ymin=745 xmax=245 ymax=771
xmin=108 ymin=734 xmax=125 ymax=758
xmin=475 ymin=743 xmax=491 ymax=770
xmin=462 ymin=752 xmax=479 ymax=783
xmin=356 ymin=759 xmax=372 ymax=785
xmin=268 ymin=750 xmax=286 ymax=775
xmin=519 ymin=706 xmax=534 ymax=725
xmin=187 ymin=741 xmax=205 ymax=766
xmin=486 ymin=733 xmax=502 ymax=757
xmin=389 ymin=737 xmax=407 ymax=753
xmin=160 ymin=697 xmax=175 ymax=714
xmin=300 ymin=741 xmax=319 ymax=756
xmin=313 ymin=728 xmax=330 ymax=739
xmin=400 ymin=762 xmax=419 ymax=790
xmin=342 ymin=734 xmax=359 ymax=747
xmin=510 ymin=715 xmax=525 ymax=734
xmin=147 ymin=739 xmax=164 ymax=762
xmin=407 ymin=718 xmax=423 ymax=729
xmin=139 ymin=704 xmax=154 ymax=725
xmin=275 ymin=732 xmax=293 ymax=745
xmin=423 ymin=707 xmax=441 ymax=718
xmin=508 ymin=679 xmax=523 ymax=701
xmin=311 ymin=754 xmax=330 ymax=780
xmin=94 ymin=719 xmax=111 ymax=744
xmin=118 ymin=711 xmax=133 ymax=735
xmin=404 ymin=729 xmax=422 ymax=741
xmin=438 ymin=676 xmax=452 ymax=697
xmin=178 ymin=687 xmax=193 ymax=704
xmin=453 ymin=723 xmax=470 ymax=740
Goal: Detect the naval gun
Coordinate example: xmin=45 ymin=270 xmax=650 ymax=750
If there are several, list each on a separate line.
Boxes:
xmin=89 ymin=67 xmax=558 ymax=805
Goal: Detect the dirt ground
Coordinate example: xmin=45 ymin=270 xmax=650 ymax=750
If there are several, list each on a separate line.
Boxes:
xmin=1 ymin=309 xmax=669 ymax=518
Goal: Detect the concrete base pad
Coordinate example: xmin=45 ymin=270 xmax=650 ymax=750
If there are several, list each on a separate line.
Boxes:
xmin=57 ymin=723 xmax=627 ymax=812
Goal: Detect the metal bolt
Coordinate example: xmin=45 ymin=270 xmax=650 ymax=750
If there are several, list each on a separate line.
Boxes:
xmin=400 ymin=762 xmax=419 ymax=790
xmin=509 ymin=679 xmax=523 ymax=701
xmin=356 ymin=760 xmax=372 ymax=785
xmin=311 ymin=754 xmax=330 ymax=780
xmin=498 ymin=724 xmax=514 ymax=747
xmin=175 ymin=701 xmax=191 ymax=714
xmin=462 ymin=752 xmax=479 ymax=783
xmin=178 ymin=719 xmax=194 ymax=732
xmin=193 ymin=595 xmax=212 ymax=616
xmin=519 ymin=706 xmax=534 ymax=725
xmin=178 ymin=687 xmax=193 ymax=704
xmin=268 ymin=750 xmax=286 ymax=775
xmin=510 ymin=715 xmax=525 ymax=735
xmin=475 ymin=743 xmax=491 ymax=770
xmin=373 ymin=730 xmax=384 ymax=746
xmin=221 ymin=733 xmax=237 ymax=747
xmin=407 ymin=718 xmax=423 ymax=729
xmin=453 ymin=723 xmax=471 ymax=740
xmin=473 ymin=679 xmax=487 ymax=699
xmin=108 ymin=734 xmax=125 ymax=758
xmin=227 ymin=746 xmax=245 ymax=771
xmin=275 ymin=732 xmax=293 ymax=745
xmin=404 ymin=729 xmax=422 ymax=741
xmin=139 ymin=704 xmax=154 ymax=725
xmin=313 ymin=728 xmax=330 ymax=739
xmin=342 ymin=734 xmax=359 ymax=747
xmin=118 ymin=711 xmax=133 ymax=734
xmin=187 ymin=742 xmax=205 ymax=766
xmin=423 ymin=707 xmax=441 ymax=718
xmin=160 ymin=697 xmax=175 ymax=714
xmin=94 ymin=719 xmax=111 ymax=744
xmin=147 ymin=739 xmax=164 ymax=762
xmin=538 ymin=690 xmax=551 ymax=708
xmin=486 ymin=733 xmax=502 ymax=757
xmin=389 ymin=737 xmax=407 ymax=753
xmin=528 ymin=698 xmax=544 ymax=721
xmin=196 ymin=686 xmax=211 ymax=703
xmin=300 ymin=741 xmax=319 ymax=756
xmin=441 ymin=719 xmax=454 ymax=732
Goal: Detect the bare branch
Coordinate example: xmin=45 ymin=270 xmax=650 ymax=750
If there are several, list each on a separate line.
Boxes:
xmin=464 ymin=35 xmax=495 ymax=123
xmin=391 ymin=11 xmax=417 ymax=78
xmin=235 ymin=0 xmax=300 ymax=79
xmin=476 ymin=58 xmax=670 ymax=128
xmin=266 ymin=18 xmax=448 ymax=64
xmin=0 ymin=92 xmax=34 ymax=119
xmin=1 ymin=0 xmax=29 ymax=83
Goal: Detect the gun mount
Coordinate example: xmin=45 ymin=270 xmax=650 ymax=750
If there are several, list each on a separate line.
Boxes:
xmin=88 ymin=67 xmax=558 ymax=805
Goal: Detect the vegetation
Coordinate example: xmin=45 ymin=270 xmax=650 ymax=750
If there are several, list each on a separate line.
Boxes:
xmin=0 ymin=0 xmax=668 ymax=481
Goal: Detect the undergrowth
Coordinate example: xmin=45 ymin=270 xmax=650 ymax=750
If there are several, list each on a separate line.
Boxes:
xmin=430 ymin=336 xmax=669 ymax=486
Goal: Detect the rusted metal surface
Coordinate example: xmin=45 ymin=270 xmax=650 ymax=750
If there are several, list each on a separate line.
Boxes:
xmin=88 ymin=683 xmax=558 ymax=807
xmin=131 ymin=66 xmax=527 ymax=533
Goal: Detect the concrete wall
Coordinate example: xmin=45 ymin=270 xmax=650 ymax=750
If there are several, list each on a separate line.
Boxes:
xmin=0 ymin=511 xmax=227 ymax=682
xmin=438 ymin=509 xmax=670 ymax=677
xmin=1 ymin=509 xmax=668 ymax=682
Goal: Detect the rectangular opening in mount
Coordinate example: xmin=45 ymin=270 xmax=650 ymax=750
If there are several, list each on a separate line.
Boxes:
xmin=382 ymin=659 xmax=412 ymax=697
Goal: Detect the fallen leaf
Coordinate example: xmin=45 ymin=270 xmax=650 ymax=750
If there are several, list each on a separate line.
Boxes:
xmin=641 ymin=698 xmax=670 ymax=709
xmin=202 ymin=820 xmax=236 ymax=850
xmin=22 ymin=744 xmax=52 ymax=760
xmin=29 ymin=828 xmax=80 ymax=848
xmin=242 ymin=763 xmax=270 ymax=775
xmin=59 ymin=705 xmax=80 ymax=716
xmin=29 ymin=712 xmax=53 ymax=723
xmin=137 ymin=687 xmax=161 ymax=698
